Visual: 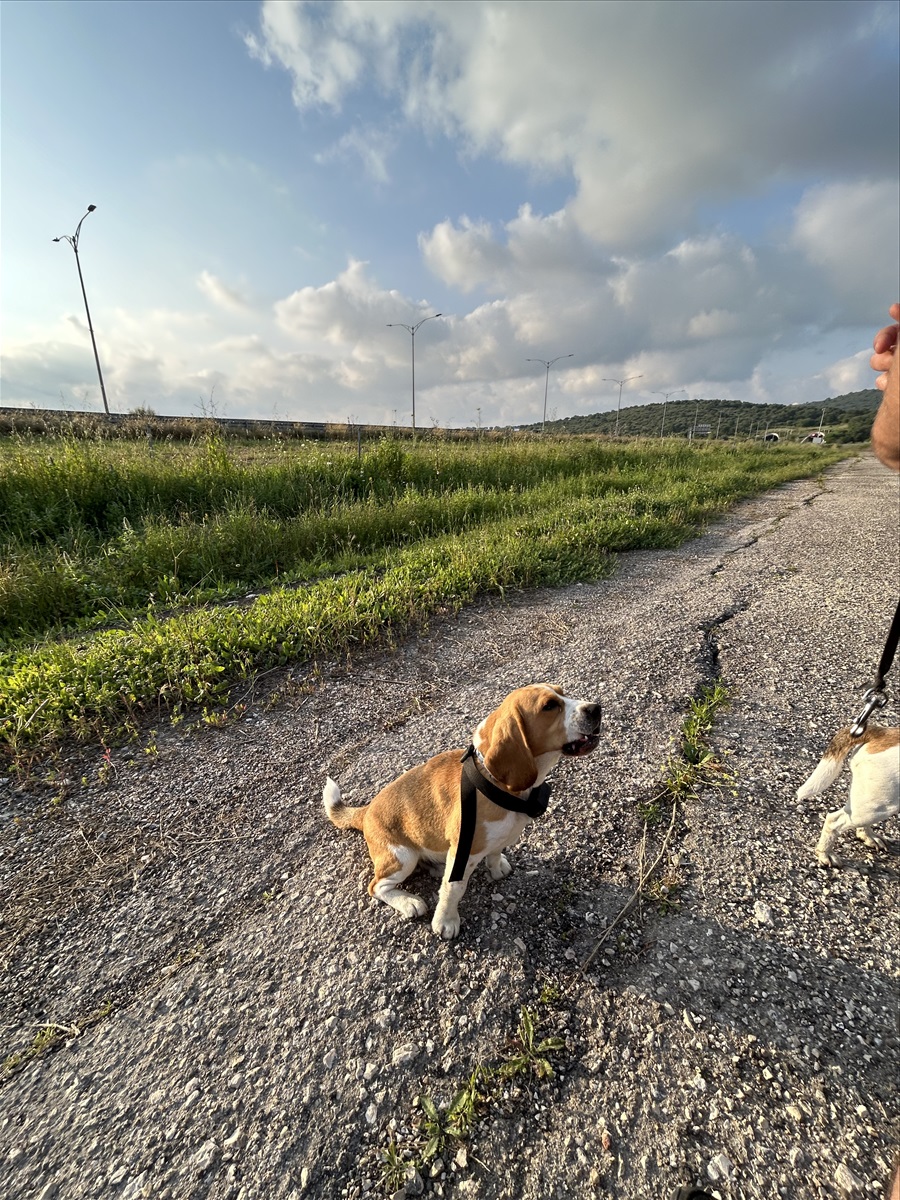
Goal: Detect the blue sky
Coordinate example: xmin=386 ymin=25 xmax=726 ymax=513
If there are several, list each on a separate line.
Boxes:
xmin=2 ymin=0 xmax=898 ymax=428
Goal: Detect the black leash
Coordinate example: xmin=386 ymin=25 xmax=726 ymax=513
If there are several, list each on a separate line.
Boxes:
xmin=850 ymin=597 xmax=900 ymax=736
xmin=448 ymin=746 xmax=551 ymax=882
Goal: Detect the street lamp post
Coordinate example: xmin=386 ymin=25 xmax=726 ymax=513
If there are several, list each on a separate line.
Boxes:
xmin=53 ymin=205 xmax=110 ymax=415
xmin=603 ymin=375 xmax=643 ymax=437
xmin=651 ymin=387 xmax=685 ymax=437
xmin=386 ymin=313 xmax=442 ymax=436
xmin=691 ymin=399 xmax=701 ymax=440
xmin=526 ymin=354 xmax=573 ymax=433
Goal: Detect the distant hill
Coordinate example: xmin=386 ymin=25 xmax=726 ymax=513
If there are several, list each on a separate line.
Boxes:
xmin=534 ymin=390 xmax=882 ymax=440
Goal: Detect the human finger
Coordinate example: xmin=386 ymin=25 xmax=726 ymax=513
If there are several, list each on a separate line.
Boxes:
xmin=872 ymin=323 xmax=899 ymax=355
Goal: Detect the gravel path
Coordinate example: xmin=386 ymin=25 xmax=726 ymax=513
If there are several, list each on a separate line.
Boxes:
xmin=2 ymin=453 xmax=898 ymax=1200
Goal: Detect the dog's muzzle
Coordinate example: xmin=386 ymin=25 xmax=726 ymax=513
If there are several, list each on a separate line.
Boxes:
xmin=562 ymin=703 xmax=602 ymax=757
xmin=562 ymin=733 xmax=601 ymax=757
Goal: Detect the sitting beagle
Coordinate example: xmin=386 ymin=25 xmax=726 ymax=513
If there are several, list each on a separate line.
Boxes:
xmin=796 ymin=725 xmax=900 ymax=866
xmin=323 ymin=683 xmax=602 ymax=938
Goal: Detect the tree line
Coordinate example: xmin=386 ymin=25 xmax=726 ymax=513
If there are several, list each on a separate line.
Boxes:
xmin=535 ymin=390 xmax=882 ymax=440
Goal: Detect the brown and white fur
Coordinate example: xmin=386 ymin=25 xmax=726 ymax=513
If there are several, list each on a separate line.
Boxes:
xmin=796 ymin=726 xmax=900 ymax=866
xmin=323 ymin=683 xmax=602 ymax=938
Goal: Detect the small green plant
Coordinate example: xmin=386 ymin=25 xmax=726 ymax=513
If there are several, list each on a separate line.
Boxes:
xmin=379 ymin=1141 xmax=407 ymax=1193
xmin=414 ymin=1071 xmax=485 ymax=1164
xmin=416 ymin=1092 xmax=452 ymax=1162
xmin=539 ymin=982 xmax=561 ymax=1005
xmin=655 ymin=681 xmax=733 ymax=807
xmin=497 ymin=1007 xmax=565 ymax=1083
xmin=643 ymin=858 xmax=683 ymax=913
xmin=97 ymin=745 xmax=115 ymax=786
xmin=200 ymin=707 xmax=229 ymax=728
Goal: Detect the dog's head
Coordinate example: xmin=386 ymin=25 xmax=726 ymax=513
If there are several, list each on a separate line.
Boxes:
xmin=474 ymin=683 xmax=602 ymax=793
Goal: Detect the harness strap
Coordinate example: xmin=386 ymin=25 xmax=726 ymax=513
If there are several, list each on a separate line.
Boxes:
xmin=874 ymin=597 xmax=900 ymax=693
xmin=850 ymin=596 xmax=900 ymax=735
xmin=449 ymin=746 xmax=550 ymax=883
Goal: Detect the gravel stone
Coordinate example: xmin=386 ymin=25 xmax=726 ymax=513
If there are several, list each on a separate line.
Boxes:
xmin=1 ymin=456 xmax=897 ymax=1200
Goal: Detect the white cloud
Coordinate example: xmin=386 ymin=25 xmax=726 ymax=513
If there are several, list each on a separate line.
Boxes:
xmin=244 ymin=0 xmax=366 ymax=110
xmin=197 ymin=270 xmax=252 ymax=312
xmin=791 ymin=179 xmax=900 ymax=322
xmin=420 ymin=205 xmax=610 ymax=295
xmin=815 ymin=349 xmax=874 ymax=397
xmin=248 ymin=1 xmax=898 ymax=250
xmin=314 ymin=125 xmax=395 ymax=184
xmin=274 ymin=258 xmax=432 ymax=349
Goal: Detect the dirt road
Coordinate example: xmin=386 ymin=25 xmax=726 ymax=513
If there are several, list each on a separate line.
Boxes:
xmin=2 ymin=453 xmax=898 ymax=1200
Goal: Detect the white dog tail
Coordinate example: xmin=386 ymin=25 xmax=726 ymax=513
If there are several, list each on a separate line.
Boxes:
xmin=323 ymin=777 xmax=367 ymax=831
xmin=796 ymin=727 xmax=867 ymax=800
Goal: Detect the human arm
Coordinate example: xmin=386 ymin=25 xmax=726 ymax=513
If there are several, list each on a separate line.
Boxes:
xmin=870 ymin=303 xmax=900 ymax=472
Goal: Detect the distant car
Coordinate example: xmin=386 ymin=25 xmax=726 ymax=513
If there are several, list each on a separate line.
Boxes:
xmin=800 ymin=432 xmax=826 ymax=444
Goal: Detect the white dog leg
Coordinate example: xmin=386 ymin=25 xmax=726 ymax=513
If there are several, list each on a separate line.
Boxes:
xmin=372 ymin=844 xmax=429 ymax=920
xmin=816 ymin=808 xmax=854 ymax=867
xmin=856 ymin=825 xmax=889 ymax=850
xmin=485 ymin=852 xmax=512 ymax=880
xmin=432 ymin=855 xmax=481 ymax=939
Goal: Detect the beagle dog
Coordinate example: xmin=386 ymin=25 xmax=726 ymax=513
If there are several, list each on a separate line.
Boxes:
xmin=323 ymin=683 xmax=602 ymax=938
xmin=796 ymin=725 xmax=900 ymax=866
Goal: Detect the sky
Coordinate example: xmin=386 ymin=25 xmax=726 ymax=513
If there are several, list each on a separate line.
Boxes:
xmin=1 ymin=0 xmax=898 ymax=429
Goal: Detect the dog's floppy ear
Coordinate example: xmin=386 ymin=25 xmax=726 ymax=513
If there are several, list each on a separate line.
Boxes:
xmin=480 ymin=702 xmax=538 ymax=793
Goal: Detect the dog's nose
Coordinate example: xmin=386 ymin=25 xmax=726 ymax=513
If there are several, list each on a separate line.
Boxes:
xmin=581 ymin=702 xmax=602 ymax=723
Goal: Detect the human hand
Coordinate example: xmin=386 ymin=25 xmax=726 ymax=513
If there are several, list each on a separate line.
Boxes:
xmin=871 ymin=302 xmax=900 ymax=391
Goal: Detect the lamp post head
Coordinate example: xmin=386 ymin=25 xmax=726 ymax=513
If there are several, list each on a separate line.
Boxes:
xmin=87 ymin=205 xmax=96 ymax=212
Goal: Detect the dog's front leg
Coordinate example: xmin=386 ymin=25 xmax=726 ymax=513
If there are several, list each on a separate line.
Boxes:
xmin=484 ymin=852 xmax=512 ymax=879
xmin=432 ymin=855 xmax=481 ymax=939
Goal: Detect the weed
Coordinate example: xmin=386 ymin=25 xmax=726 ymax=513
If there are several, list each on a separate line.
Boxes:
xmin=642 ymin=857 xmax=684 ymax=914
xmin=200 ymin=707 xmax=229 ymax=728
xmin=97 ymin=745 xmax=115 ymax=786
xmin=497 ymin=1007 xmax=565 ymax=1083
xmin=379 ymin=1141 xmax=407 ymax=1193
xmin=658 ymin=681 xmax=733 ymax=805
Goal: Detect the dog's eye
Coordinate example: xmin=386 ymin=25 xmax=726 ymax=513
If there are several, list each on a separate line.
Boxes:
xmin=542 ymin=698 xmax=560 ymax=711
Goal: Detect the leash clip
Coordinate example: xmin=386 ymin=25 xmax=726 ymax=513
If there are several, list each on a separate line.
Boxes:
xmin=849 ymin=687 xmax=888 ymax=737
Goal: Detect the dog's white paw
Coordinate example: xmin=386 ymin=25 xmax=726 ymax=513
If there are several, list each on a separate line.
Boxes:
xmin=816 ymin=850 xmax=842 ymax=868
xmin=856 ymin=828 xmax=887 ymax=850
xmin=432 ymin=912 xmax=461 ymax=939
xmin=487 ymin=854 xmax=512 ymax=880
xmin=395 ymin=894 xmax=429 ymax=919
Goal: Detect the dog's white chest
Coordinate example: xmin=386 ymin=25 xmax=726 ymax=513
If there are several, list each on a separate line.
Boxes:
xmin=480 ymin=810 xmax=530 ymax=854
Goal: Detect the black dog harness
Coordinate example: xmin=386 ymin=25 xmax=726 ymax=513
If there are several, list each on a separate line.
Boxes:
xmin=448 ymin=746 xmax=551 ymax=882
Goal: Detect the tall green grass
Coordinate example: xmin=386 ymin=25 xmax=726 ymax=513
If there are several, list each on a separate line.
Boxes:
xmin=0 ymin=434 xmax=847 ymax=753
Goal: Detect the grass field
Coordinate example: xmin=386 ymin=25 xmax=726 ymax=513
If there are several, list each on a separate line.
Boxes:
xmin=0 ymin=433 xmax=848 ymax=757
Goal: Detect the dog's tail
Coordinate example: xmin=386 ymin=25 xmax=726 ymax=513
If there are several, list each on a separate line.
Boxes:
xmin=323 ymin=777 xmax=367 ymax=831
xmin=795 ymin=727 xmax=868 ymax=800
